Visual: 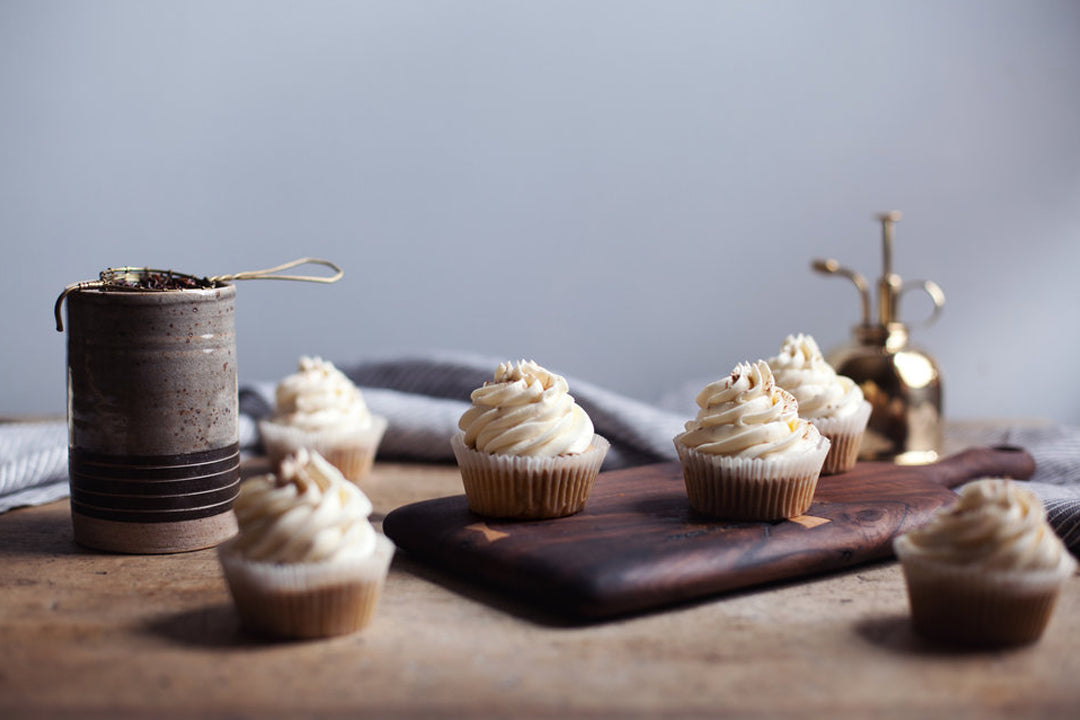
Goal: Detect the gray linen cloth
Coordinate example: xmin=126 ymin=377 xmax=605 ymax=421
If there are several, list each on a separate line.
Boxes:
xmin=4 ymin=352 xmax=1080 ymax=553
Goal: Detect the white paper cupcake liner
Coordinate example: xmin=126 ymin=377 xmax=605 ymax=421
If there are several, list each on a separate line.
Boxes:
xmin=893 ymin=536 xmax=1076 ymax=647
xmin=808 ymin=400 xmax=872 ymax=475
xmin=451 ymin=432 xmax=610 ymax=519
xmin=218 ymin=534 xmax=395 ymax=639
xmin=673 ymin=434 xmax=831 ymax=521
xmin=259 ymin=415 xmax=388 ymax=485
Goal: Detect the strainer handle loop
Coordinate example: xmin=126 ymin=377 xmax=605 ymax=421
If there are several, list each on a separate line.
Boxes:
xmin=55 ymin=258 xmax=343 ymax=332
xmin=209 ymin=257 xmax=343 ymax=284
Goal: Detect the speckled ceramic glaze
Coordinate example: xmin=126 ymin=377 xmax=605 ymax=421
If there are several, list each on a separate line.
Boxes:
xmin=65 ymin=284 xmax=239 ymax=553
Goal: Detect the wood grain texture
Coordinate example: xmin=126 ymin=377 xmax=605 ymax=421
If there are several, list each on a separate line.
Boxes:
xmin=384 ymin=446 xmax=1035 ymax=619
xmin=3 ymin=447 xmax=1079 ymax=719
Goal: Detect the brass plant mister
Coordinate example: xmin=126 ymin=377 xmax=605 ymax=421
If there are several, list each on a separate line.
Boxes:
xmin=812 ymin=212 xmax=945 ymax=464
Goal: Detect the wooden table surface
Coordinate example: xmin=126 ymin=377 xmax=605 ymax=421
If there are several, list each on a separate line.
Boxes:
xmin=2 ymin=424 xmax=1078 ymax=719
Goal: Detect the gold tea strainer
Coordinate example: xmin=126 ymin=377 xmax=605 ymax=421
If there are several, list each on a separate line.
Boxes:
xmin=55 ymin=257 xmax=342 ymax=331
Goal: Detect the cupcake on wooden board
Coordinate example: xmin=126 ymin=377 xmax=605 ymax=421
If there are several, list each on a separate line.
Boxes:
xmin=767 ymin=333 xmax=871 ymax=475
xmin=893 ymin=478 xmax=1075 ymax=648
xmin=218 ymin=448 xmax=394 ymax=639
xmin=673 ymin=360 xmax=831 ymax=521
xmin=452 ymin=360 xmax=609 ymax=519
xmin=259 ymin=356 xmax=387 ymax=485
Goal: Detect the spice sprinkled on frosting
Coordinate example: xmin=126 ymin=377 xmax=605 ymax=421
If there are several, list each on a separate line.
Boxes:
xmin=458 ymin=360 xmax=594 ymax=457
xmin=676 ymin=360 xmax=820 ymax=458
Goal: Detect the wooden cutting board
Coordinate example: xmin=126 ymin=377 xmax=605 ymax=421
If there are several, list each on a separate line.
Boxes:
xmin=383 ymin=446 xmax=1035 ymax=620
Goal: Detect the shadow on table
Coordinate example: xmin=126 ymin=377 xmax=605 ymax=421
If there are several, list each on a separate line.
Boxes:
xmin=0 ymin=500 xmax=87 ymax=558
xmin=390 ymin=552 xmax=595 ymax=629
xmin=145 ymin=604 xmax=246 ymax=649
xmin=854 ymin=614 xmax=1015 ymax=657
xmin=393 ymin=551 xmax=888 ymax=630
xmin=145 ymin=603 xmax=399 ymax=650
xmin=144 ymin=604 xmax=312 ymax=650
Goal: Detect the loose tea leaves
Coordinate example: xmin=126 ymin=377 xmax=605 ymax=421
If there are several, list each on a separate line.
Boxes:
xmin=105 ymin=270 xmax=216 ymax=291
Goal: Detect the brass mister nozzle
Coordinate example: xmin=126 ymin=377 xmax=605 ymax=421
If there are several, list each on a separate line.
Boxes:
xmin=811 ymin=258 xmax=871 ymax=326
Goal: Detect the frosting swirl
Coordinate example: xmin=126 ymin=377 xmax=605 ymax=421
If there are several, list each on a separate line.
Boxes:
xmin=231 ymin=449 xmax=377 ymax=563
xmin=898 ymin=478 xmax=1071 ymax=573
xmin=767 ymin=334 xmax=864 ymax=420
xmin=677 ymin=360 xmax=821 ymax=458
xmin=458 ymin=360 xmax=594 ymax=457
xmin=273 ymin=356 xmax=373 ymax=433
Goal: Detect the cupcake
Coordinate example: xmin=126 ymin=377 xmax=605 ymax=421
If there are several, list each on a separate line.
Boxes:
xmin=451 ymin=360 xmax=609 ymax=519
xmin=673 ymin=360 xmax=830 ymax=521
xmin=218 ymin=448 xmax=395 ymax=639
xmin=767 ymin=333 xmax=871 ymax=475
xmin=893 ymin=478 xmax=1076 ymax=648
xmin=258 ymin=356 xmax=387 ymax=485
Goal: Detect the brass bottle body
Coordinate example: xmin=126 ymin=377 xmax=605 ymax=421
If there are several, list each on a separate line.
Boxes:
xmin=828 ymin=323 xmax=942 ymax=465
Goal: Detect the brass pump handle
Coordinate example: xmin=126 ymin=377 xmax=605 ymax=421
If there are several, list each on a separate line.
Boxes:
xmin=811 ymin=259 xmax=871 ymax=326
xmin=899 ymin=278 xmax=945 ymax=329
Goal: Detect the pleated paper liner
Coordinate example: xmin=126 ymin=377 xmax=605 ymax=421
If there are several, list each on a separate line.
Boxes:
xmin=810 ymin=400 xmax=872 ymax=475
xmin=259 ymin=416 xmax=388 ymax=486
xmin=894 ymin=536 xmax=1076 ymax=647
xmin=451 ymin=432 xmax=610 ymax=519
xmin=673 ymin=435 xmax=831 ymax=521
xmin=218 ymin=535 xmax=395 ymax=639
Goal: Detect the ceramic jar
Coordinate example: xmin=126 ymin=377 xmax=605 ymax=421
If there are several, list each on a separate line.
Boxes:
xmin=65 ymin=283 xmax=239 ymax=553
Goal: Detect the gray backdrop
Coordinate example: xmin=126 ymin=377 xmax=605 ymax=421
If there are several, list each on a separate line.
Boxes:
xmin=3 ymin=1 xmax=1079 ymax=423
